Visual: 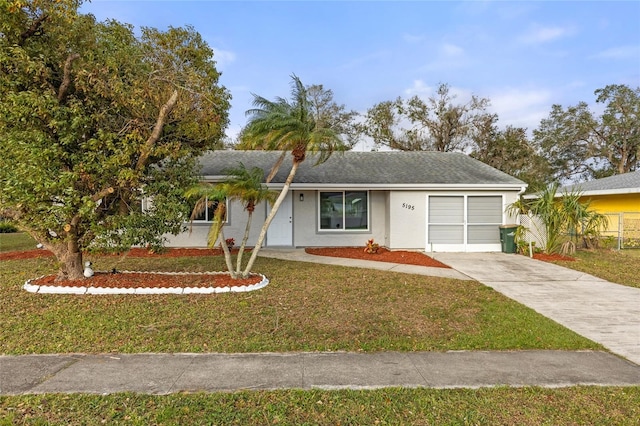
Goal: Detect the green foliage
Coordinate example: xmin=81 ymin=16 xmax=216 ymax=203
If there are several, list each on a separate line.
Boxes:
xmin=361 ymin=83 xmax=495 ymax=152
xmin=471 ymin=125 xmax=551 ymax=189
xmin=185 ymin=163 xmax=277 ymax=278
xmin=510 ymin=184 xmax=609 ymax=254
xmin=237 ymin=75 xmax=348 ymax=277
xmin=533 ymin=84 xmax=640 ymax=181
xmin=0 ymin=0 xmax=230 ymax=278
xmin=0 ymin=221 xmax=18 ymax=233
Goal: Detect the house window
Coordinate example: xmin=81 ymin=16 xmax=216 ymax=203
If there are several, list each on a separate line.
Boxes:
xmin=319 ymin=191 xmax=369 ymax=231
xmin=190 ymin=197 xmax=228 ymax=223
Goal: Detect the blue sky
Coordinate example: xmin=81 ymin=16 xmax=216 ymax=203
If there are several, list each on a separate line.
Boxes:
xmin=81 ymin=1 xmax=640 ymax=148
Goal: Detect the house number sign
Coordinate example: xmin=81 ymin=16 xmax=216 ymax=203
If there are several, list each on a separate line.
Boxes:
xmin=402 ymin=202 xmax=415 ymax=211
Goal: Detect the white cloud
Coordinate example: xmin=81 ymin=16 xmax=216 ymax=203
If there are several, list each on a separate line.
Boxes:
xmin=404 ymin=80 xmax=433 ymax=96
xmin=489 ymin=88 xmax=553 ymax=131
xmin=518 ymin=24 xmax=575 ymax=44
xmin=403 ymin=33 xmax=425 ymax=43
xmin=212 ymin=48 xmax=236 ymax=68
xmin=441 ymin=43 xmax=464 ymax=57
xmin=590 ymin=45 xmax=640 ymax=60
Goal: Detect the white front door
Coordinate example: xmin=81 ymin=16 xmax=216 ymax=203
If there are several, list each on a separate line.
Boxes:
xmin=267 ymin=192 xmax=293 ymax=246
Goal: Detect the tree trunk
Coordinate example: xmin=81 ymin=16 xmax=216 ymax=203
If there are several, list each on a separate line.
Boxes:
xmin=236 ymin=210 xmax=253 ymax=275
xmin=241 ymin=160 xmax=300 ymax=278
xmin=50 ymin=236 xmax=85 ymax=281
xmin=218 ymin=228 xmax=238 ymax=279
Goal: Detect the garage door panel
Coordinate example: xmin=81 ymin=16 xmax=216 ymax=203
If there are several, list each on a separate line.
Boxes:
xmin=429 ymin=196 xmax=464 ymax=223
xmin=468 ymin=225 xmax=500 ymax=244
xmin=468 ymin=196 xmax=502 ymax=223
xmin=429 ymin=225 xmax=464 ymax=244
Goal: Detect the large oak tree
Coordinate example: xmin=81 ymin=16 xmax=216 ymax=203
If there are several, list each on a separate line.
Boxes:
xmin=533 ymin=84 xmax=640 ymax=181
xmin=361 ymin=83 xmax=495 ymax=152
xmin=0 ymin=0 xmax=230 ymax=280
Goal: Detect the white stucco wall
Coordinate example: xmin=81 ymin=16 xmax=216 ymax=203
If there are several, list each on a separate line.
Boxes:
xmin=164 ymin=189 xmax=524 ymax=250
xmin=165 ymin=199 xmax=266 ymax=248
xmin=293 ymin=190 xmax=386 ymax=247
xmin=388 ymin=191 xmax=427 ymax=249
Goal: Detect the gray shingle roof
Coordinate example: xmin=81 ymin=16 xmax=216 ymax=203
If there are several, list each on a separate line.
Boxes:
xmin=198 ymin=150 xmax=526 ymax=188
xmin=563 ymin=170 xmax=640 ymax=194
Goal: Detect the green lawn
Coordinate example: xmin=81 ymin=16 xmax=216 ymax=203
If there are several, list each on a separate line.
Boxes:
xmin=0 ymin=232 xmax=37 ymax=252
xmin=552 ymin=248 xmax=640 ymax=289
xmin=2 ymin=387 xmax=639 ymax=425
xmin=2 ymin=234 xmax=638 ymax=424
xmin=0 ymin=254 xmax=599 ymax=354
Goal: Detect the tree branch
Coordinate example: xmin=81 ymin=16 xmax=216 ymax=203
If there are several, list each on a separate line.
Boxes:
xmin=19 ymin=14 xmax=49 ymax=45
xmin=91 ymin=186 xmax=115 ymax=202
xmin=58 ymin=53 xmax=80 ymax=102
xmin=135 ymin=89 xmax=179 ymax=171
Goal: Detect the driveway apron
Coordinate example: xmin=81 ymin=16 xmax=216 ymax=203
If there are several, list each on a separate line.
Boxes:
xmin=431 ymin=252 xmax=640 ymax=365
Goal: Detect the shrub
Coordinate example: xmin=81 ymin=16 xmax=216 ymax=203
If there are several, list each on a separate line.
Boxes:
xmin=0 ymin=221 xmax=18 ymax=233
xmin=364 ymin=239 xmax=380 ymax=254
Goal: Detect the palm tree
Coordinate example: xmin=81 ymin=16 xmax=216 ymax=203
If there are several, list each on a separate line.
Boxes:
xmin=510 ymin=182 xmax=609 ymax=254
xmin=185 ymin=164 xmax=276 ymax=278
xmin=237 ymin=75 xmax=347 ymax=277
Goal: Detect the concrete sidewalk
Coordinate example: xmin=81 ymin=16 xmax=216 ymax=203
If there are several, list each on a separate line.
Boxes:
xmin=2 ymin=351 xmax=640 ymax=395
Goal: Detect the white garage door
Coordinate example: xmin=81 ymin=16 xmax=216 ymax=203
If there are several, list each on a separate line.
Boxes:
xmin=427 ymin=195 xmax=503 ymax=252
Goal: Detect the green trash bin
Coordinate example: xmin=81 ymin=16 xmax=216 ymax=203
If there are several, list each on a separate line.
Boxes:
xmin=499 ymin=225 xmax=518 ymax=253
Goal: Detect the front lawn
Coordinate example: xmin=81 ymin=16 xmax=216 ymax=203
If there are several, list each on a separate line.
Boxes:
xmin=551 ymin=248 xmax=640 ymax=289
xmin=0 ymin=253 xmax=598 ymax=355
xmin=0 ymin=232 xmax=36 ymax=253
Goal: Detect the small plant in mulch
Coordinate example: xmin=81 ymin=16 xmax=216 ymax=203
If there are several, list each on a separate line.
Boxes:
xmin=364 ymin=238 xmax=380 ymax=254
xmin=225 ymin=237 xmax=235 ymax=250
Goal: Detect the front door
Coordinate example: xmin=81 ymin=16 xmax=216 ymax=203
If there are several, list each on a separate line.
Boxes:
xmin=267 ymin=192 xmax=293 ymax=246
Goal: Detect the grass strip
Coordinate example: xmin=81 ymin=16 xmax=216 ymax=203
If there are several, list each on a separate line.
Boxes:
xmin=1 ymin=386 xmax=639 ymax=425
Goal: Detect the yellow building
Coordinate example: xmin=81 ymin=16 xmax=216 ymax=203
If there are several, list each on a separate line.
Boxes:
xmin=564 ymin=170 xmax=640 ymax=248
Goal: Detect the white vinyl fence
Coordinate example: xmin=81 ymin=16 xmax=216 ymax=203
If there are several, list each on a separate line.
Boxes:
xmin=518 ymin=213 xmax=547 ymax=250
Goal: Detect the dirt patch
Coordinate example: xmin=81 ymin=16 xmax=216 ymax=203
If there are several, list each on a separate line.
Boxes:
xmin=305 ymin=247 xmax=450 ymax=268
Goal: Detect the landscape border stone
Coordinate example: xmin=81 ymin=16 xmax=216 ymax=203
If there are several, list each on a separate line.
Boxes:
xmin=22 ymin=271 xmax=269 ymax=295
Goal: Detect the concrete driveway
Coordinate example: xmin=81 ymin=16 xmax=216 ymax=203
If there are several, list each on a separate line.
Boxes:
xmin=431 ymin=252 xmax=640 ymax=365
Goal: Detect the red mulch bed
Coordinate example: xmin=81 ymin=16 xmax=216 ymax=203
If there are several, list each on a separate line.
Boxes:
xmin=5 ymin=246 xmax=575 ymax=289
xmin=533 ymin=252 xmax=576 ymax=262
xmin=31 ymin=271 xmax=261 ymax=289
xmin=305 ymin=246 xmax=451 ymax=268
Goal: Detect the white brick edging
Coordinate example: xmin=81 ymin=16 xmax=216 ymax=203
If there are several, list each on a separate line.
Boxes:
xmin=23 ymin=271 xmax=269 ymax=295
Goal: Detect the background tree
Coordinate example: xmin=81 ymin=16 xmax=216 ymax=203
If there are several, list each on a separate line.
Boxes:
xmin=0 ymin=0 xmax=230 ymax=280
xmin=306 ymin=84 xmax=360 ymax=149
xmin=237 ymin=75 xmax=347 ymax=278
xmin=471 ymin=124 xmax=551 ymax=190
xmin=361 ymin=83 xmax=494 ymax=152
xmin=592 ymin=84 xmax=640 ymax=175
xmin=533 ymin=84 xmax=640 ymax=182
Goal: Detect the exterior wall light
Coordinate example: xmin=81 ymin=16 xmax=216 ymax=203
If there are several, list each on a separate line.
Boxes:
xmin=299 ymin=193 xmax=304 ymax=202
